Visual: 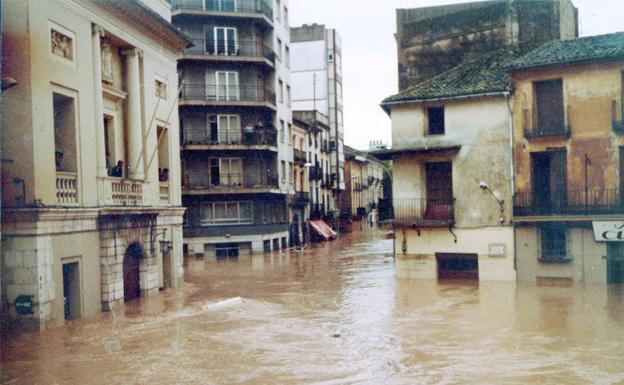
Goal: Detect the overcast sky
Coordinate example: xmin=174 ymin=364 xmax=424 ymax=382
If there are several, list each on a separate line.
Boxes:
xmin=289 ymin=0 xmax=624 ymax=150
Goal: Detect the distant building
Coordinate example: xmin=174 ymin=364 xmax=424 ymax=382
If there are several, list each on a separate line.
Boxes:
xmin=290 ymin=113 xmax=311 ymax=245
xmin=509 ymin=32 xmax=624 ymax=284
xmin=1 ymin=0 xmax=190 ymax=329
xmin=342 ymin=146 xmax=384 ymax=227
xmin=172 ymin=0 xmax=293 ymax=257
xmin=379 ymin=50 xmax=517 ymax=281
xmin=290 ymin=24 xmax=345 ymax=218
xmin=396 ymin=0 xmax=578 ymax=90
xmin=292 ymin=110 xmax=338 ymax=241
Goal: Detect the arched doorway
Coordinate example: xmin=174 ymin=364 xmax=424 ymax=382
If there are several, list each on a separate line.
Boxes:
xmin=123 ymin=243 xmax=144 ymax=301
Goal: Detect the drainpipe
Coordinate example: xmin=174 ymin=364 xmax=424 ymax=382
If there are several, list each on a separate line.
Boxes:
xmin=505 ymin=92 xmax=517 ymax=275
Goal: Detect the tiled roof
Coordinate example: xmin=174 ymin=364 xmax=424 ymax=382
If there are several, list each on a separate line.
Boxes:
xmin=508 ymin=32 xmax=624 ymax=70
xmin=381 ymin=49 xmax=515 ymax=106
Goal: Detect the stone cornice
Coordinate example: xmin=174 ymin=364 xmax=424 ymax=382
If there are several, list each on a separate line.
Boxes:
xmin=1 ymin=206 xmax=185 ymax=236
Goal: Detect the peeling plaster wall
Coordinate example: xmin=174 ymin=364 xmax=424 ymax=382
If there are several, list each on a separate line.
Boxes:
xmin=512 ymin=61 xmax=624 ymax=194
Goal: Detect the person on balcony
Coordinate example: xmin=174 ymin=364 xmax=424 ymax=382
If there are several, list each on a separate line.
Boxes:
xmin=55 ymin=150 xmax=64 ymax=171
xmin=159 ymin=168 xmax=169 ymax=182
xmin=110 ymin=160 xmax=124 ymax=178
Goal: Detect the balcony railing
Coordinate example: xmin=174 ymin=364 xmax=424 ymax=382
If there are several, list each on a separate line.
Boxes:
xmin=56 ymin=172 xmax=78 ymax=205
xmin=379 ymin=197 xmax=455 ymax=226
xmin=310 ymin=203 xmax=325 ymax=219
xmin=180 ymin=84 xmax=276 ymax=105
xmin=183 ymin=128 xmax=277 ymax=147
xmin=172 ymin=0 xmax=273 ymax=19
xmin=183 ymin=172 xmax=278 ymax=191
xmin=524 ymin=125 xmax=571 ymax=139
xmin=103 ymin=178 xmax=143 ymax=206
xmin=291 ymin=192 xmax=310 ymax=206
xmin=185 ymin=39 xmax=275 ymax=61
xmin=309 ymin=166 xmax=323 ymax=180
xmin=514 ymin=189 xmax=623 ymax=216
xmin=160 ymin=182 xmax=170 ymax=203
xmin=613 ymin=99 xmax=623 ymax=133
xmin=294 ymin=149 xmax=306 ymax=164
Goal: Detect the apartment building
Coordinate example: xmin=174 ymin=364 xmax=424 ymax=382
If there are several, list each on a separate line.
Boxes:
xmin=290 ymin=114 xmax=310 ymax=245
xmin=378 ymin=51 xmax=516 ymax=281
xmin=172 ymin=0 xmax=293 ymax=257
xmin=509 ymin=33 xmax=624 ymax=284
xmin=1 ymin=0 xmax=190 ymax=330
xmin=342 ymin=146 xmax=384 ymax=226
xmin=290 ymin=24 xmax=345 ymax=219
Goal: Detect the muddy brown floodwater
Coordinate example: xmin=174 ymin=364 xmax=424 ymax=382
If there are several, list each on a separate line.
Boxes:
xmin=2 ymin=227 xmax=624 ymax=385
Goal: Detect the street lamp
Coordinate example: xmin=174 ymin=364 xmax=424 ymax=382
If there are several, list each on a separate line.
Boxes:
xmin=479 ymin=181 xmax=505 ymax=224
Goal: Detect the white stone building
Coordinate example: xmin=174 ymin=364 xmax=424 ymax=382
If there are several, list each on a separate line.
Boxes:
xmin=1 ymin=0 xmax=190 ymax=330
xmin=290 ymin=24 xmax=345 ymax=217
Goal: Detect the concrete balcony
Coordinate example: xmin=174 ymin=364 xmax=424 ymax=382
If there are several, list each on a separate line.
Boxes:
xmin=179 ymin=84 xmax=276 ymax=110
xmin=159 ymin=182 xmax=170 ymax=204
xmin=99 ymin=177 xmax=143 ymax=206
xmin=56 ymin=172 xmax=78 ymax=206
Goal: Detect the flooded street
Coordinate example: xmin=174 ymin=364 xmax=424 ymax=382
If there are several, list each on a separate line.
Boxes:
xmin=2 ymin=228 xmax=624 ymax=385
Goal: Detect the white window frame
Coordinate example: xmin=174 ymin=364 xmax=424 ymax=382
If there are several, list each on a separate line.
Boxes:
xmin=200 ymin=201 xmax=253 ymax=226
xmin=217 ymin=114 xmax=241 ymax=144
xmin=214 ymin=71 xmax=239 ymax=101
xmin=203 ymin=0 xmax=237 ymax=11
xmin=211 ymin=27 xmax=238 ymax=55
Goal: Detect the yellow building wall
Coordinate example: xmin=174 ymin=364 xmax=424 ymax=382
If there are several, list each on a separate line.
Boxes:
xmin=395 ymin=227 xmax=515 ymax=281
xmin=512 ymin=61 xmax=624 ymax=193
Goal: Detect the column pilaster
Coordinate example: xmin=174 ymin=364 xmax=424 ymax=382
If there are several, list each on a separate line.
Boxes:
xmin=92 ymin=25 xmax=107 ymax=179
xmin=122 ymin=48 xmax=144 ymax=180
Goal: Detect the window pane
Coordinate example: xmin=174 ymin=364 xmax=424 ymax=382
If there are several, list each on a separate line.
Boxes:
xmin=214 ymin=203 xmax=226 ymax=219
xmin=240 ymin=202 xmax=252 ymax=221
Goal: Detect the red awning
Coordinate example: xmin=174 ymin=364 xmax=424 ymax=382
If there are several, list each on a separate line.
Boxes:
xmin=309 ymin=220 xmax=337 ymax=241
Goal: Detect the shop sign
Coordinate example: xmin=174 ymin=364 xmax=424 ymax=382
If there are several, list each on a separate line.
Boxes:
xmin=592 ymin=221 xmax=624 ymax=242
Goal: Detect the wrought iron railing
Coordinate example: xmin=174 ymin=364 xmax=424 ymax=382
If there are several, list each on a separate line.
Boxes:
xmin=172 ymin=0 xmax=273 ymax=19
xmin=379 ymin=197 xmax=455 ymax=225
xmin=183 ymin=128 xmax=277 ymax=146
xmin=309 ymin=165 xmax=323 ymax=180
xmin=294 ymin=149 xmax=306 ymax=164
xmin=185 ymin=38 xmax=274 ymax=61
xmin=514 ymin=188 xmax=623 ymax=216
xmin=180 ymin=84 xmax=276 ymax=104
xmin=183 ymin=172 xmax=278 ymax=190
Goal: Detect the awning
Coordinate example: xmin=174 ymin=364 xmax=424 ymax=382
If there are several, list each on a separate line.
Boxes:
xmin=309 ymin=219 xmax=337 ymax=241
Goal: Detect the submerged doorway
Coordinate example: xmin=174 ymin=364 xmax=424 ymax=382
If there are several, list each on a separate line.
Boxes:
xmin=607 ymin=243 xmax=624 ymax=284
xmin=63 ymin=261 xmax=81 ymax=320
xmin=123 ymin=243 xmax=144 ymax=301
xmin=436 ymin=253 xmax=479 ymax=280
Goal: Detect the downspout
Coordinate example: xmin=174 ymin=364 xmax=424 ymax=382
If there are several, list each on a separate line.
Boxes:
xmin=505 ymin=91 xmax=517 ymax=276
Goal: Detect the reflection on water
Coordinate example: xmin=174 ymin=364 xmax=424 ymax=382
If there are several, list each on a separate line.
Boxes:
xmin=2 ymin=227 xmax=624 ymax=384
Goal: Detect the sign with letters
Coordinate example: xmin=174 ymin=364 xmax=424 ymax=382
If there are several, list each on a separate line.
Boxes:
xmin=592 ymin=221 xmax=624 ymax=242
xmin=488 ymin=243 xmax=507 ymax=257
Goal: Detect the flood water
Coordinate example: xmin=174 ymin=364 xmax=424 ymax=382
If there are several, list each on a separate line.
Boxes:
xmin=2 ymin=227 xmax=624 ymax=385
